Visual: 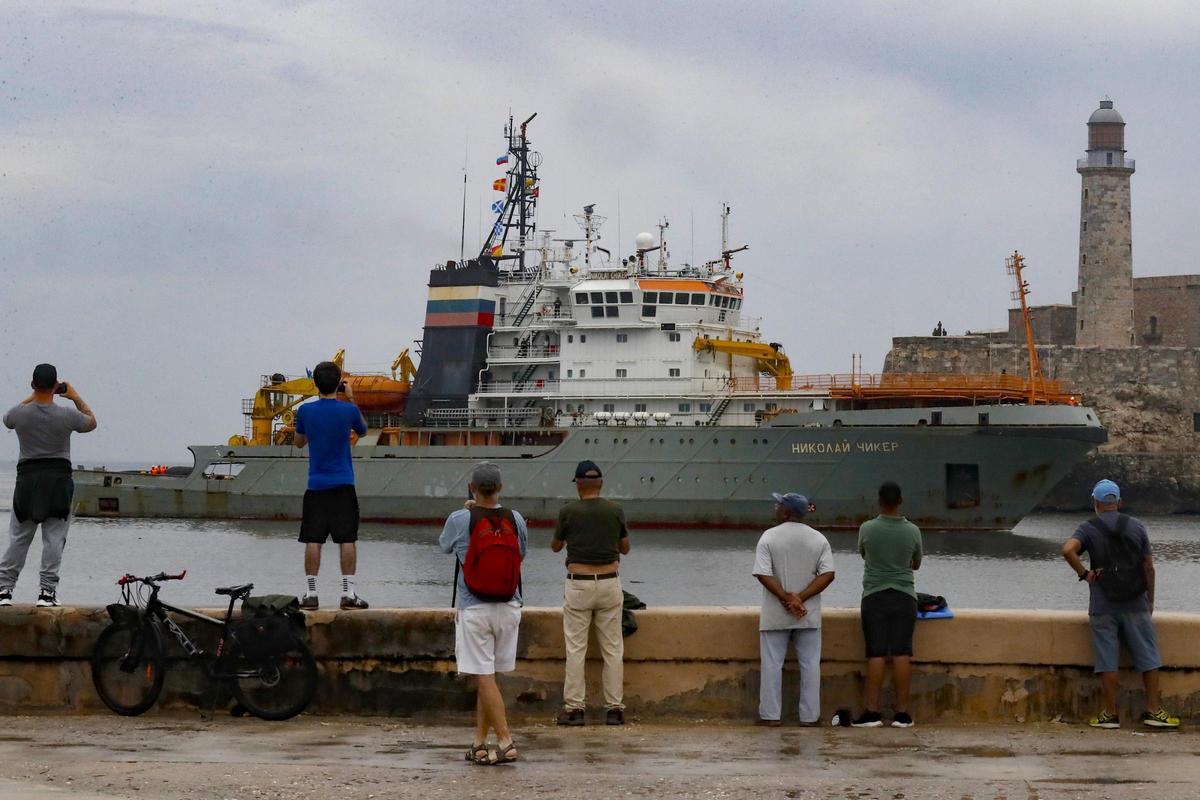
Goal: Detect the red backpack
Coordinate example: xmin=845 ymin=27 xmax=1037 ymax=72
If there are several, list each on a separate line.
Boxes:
xmin=455 ymin=506 xmax=522 ymax=604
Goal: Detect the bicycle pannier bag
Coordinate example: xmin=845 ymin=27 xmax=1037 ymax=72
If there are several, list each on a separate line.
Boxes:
xmin=234 ymin=594 xmax=305 ymax=659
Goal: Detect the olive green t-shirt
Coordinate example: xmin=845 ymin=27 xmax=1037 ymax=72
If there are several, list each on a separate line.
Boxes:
xmin=553 ymin=497 xmax=629 ymax=565
xmin=857 ymin=514 xmax=923 ymax=599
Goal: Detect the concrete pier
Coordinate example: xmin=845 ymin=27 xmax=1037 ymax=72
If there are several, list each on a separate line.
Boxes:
xmin=2 ymin=606 xmax=1200 ymax=722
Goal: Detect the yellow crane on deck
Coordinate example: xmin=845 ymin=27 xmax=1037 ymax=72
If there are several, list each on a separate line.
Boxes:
xmin=692 ymin=336 xmax=794 ymax=390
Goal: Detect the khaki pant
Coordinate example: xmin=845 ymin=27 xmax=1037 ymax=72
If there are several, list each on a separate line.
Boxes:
xmin=562 ymin=576 xmax=624 ymax=710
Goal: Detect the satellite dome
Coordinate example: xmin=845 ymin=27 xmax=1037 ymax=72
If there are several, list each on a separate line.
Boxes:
xmin=635 ymin=232 xmax=655 ymax=251
xmin=1088 ymin=99 xmax=1124 ymax=125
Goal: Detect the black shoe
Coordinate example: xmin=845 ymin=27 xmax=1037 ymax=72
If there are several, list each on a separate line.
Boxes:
xmin=851 ymin=711 xmax=883 ymax=728
xmin=606 ymin=708 xmax=625 ymax=726
xmin=0 ymin=589 xmax=11 ymax=607
xmin=36 ymin=589 xmax=58 ymax=608
xmin=891 ymin=712 xmax=914 ymax=728
xmin=755 ymin=718 xmax=782 ymax=727
xmin=300 ymin=594 xmax=319 ymax=610
xmin=556 ymin=708 xmax=585 ymax=726
xmin=340 ymin=595 xmax=369 ymax=610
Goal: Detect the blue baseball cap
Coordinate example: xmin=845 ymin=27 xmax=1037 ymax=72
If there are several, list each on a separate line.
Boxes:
xmin=573 ymin=460 xmax=603 ymax=481
xmin=771 ymin=492 xmax=810 ymax=517
xmin=1091 ymin=479 xmax=1121 ymax=503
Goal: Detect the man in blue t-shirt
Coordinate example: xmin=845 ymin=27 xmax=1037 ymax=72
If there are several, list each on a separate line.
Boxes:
xmin=294 ymin=360 xmax=368 ymax=610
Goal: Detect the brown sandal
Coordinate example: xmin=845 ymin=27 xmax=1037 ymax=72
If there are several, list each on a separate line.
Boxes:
xmin=490 ymin=741 xmax=519 ymax=765
xmin=466 ymin=744 xmax=489 ymax=765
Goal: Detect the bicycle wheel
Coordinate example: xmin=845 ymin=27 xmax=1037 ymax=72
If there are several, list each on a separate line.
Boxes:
xmin=91 ymin=622 xmax=165 ymax=716
xmin=228 ymin=639 xmax=318 ymax=721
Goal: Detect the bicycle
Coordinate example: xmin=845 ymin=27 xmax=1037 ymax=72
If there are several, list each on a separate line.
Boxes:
xmin=90 ymin=570 xmax=318 ymax=720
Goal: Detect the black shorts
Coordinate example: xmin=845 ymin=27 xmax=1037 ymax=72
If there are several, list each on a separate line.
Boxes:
xmin=298 ymin=485 xmax=359 ymax=544
xmin=861 ymin=589 xmax=917 ymax=658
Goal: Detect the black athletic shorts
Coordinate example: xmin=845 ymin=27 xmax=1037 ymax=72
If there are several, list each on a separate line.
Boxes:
xmin=861 ymin=589 xmax=917 ymax=658
xmin=298 ymin=485 xmax=359 ymax=544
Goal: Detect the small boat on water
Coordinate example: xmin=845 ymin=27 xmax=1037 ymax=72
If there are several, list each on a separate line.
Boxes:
xmin=73 ymin=115 xmax=1105 ymax=531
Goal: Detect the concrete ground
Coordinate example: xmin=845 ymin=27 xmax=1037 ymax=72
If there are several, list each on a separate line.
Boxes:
xmin=0 ymin=713 xmax=1196 ymax=800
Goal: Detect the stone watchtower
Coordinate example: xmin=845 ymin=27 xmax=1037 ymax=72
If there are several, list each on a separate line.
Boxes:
xmin=1076 ymin=99 xmax=1135 ymax=347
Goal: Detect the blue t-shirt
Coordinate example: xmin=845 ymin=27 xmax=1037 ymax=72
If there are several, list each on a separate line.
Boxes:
xmin=439 ymin=507 xmax=528 ymax=609
xmin=294 ymin=398 xmax=367 ymax=491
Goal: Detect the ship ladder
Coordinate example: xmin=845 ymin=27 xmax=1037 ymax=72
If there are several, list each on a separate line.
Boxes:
xmin=511 ymin=285 xmax=543 ymax=328
xmin=706 ymin=395 xmax=732 ymax=426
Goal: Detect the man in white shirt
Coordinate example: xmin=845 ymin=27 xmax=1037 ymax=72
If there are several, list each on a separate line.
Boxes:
xmin=752 ymin=492 xmax=835 ymax=726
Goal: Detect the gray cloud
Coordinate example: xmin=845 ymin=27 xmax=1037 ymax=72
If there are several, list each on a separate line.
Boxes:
xmin=3 ymin=0 xmax=1200 ymax=461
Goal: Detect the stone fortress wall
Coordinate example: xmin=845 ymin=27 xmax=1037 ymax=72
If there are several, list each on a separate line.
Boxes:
xmin=885 ymin=337 xmax=1200 ymax=512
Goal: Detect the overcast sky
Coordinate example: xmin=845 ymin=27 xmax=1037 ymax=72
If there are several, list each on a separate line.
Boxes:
xmin=3 ymin=1 xmax=1199 ymax=462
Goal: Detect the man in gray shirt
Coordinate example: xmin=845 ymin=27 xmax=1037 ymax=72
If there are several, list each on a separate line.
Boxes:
xmin=752 ymin=492 xmax=835 ymax=726
xmin=1 ymin=364 xmax=97 ymax=607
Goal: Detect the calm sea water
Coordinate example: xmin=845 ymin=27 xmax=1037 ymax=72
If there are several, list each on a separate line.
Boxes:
xmin=1 ymin=465 xmax=1199 ymax=611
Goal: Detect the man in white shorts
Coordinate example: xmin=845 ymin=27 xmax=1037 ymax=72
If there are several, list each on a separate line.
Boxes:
xmin=439 ymin=462 xmax=528 ymax=765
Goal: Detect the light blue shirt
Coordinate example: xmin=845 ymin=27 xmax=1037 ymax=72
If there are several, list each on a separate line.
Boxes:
xmin=439 ymin=506 xmax=528 ymax=609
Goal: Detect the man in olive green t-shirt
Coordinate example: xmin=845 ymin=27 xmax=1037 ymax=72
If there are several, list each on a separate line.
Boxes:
xmin=551 ymin=460 xmax=631 ymax=726
xmin=851 ymin=481 xmax=923 ymax=728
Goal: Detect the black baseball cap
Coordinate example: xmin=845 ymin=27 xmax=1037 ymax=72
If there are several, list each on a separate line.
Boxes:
xmin=573 ymin=460 xmax=603 ymax=481
xmin=32 ymin=363 xmax=58 ymax=390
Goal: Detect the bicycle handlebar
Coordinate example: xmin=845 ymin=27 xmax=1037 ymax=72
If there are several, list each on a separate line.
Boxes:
xmin=116 ymin=570 xmax=187 ymax=586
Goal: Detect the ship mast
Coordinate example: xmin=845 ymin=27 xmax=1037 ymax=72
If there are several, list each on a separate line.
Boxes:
xmin=481 ymin=113 xmax=540 ymax=271
xmin=1006 ymin=250 xmax=1046 ymax=404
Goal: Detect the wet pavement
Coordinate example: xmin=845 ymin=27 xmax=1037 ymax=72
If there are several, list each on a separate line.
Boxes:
xmin=0 ymin=714 xmax=1196 ymax=799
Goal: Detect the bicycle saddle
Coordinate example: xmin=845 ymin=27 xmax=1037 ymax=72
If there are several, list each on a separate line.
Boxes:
xmin=214 ymin=583 xmax=254 ymax=597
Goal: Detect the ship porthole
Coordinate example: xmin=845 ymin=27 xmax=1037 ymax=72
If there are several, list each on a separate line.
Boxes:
xmin=649 ymin=476 xmax=655 ymax=483
xmin=689 ymin=438 xmax=694 ymax=444
xmin=752 ymin=438 xmax=758 ymax=444
xmin=713 ymin=438 xmax=719 ymax=445
xmin=623 ymin=438 xmax=628 ymax=444
xmin=730 ymin=439 xmax=736 ymax=445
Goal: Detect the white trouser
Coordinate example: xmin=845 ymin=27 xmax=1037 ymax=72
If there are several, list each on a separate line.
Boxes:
xmin=759 ymin=627 xmax=822 ymax=723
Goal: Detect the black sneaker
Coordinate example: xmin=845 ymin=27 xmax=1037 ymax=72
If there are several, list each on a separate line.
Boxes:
xmin=851 ymin=711 xmax=884 ymax=728
xmin=891 ymin=712 xmax=915 ymax=728
xmin=340 ymin=595 xmax=369 ymax=610
xmin=300 ymin=594 xmax=319 ymax=610
xmin=556 ymin=708 xmax=585 ymax=726
xmin=606 ymin=708 xmax=625 ymax=726
xmin=36 ymin=589 xmax=59 ymax=608
xmin=0 ymin=589 xmax=11 ymax=607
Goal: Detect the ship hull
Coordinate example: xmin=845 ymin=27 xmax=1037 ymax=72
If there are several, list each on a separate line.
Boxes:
xmin=72 ymin=408 xmax=1106 ymax=531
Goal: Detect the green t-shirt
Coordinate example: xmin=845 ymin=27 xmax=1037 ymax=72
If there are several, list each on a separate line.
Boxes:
xmin=554 ymin=497 xmax=629 ymax=565
xmin=857 ymin=514 xmax=923 ymax=599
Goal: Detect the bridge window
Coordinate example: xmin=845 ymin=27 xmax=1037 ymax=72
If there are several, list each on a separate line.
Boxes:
xmin=643 ymin=291 xmax=658 ymax=303
xmin=605 ymin=291 xmax=618 ymax=303
xmin=591 ymin=307 xmax=604 ymax=318
xmin=616 ymin=369 xmax=627 ymax=378
xmin=620 ymin=291 xmax=633 ymax=303
xmin=674 ymin=292 xmax=689 ymax=304
xmin=660 ymin=293 xmax=674 ymax=304
xmin=575 ymin=293 xmax=588 ymax=304
xmin=605 ymin=307 xmax=619 ymax=318
xmin=590 ymin=292 xmax=603 ymax=303
xmin=691 ymin=293 xmax=705 ymax=305
xmin=669 ymin=368 xmax=681 ymax=377
xmin=642 ymin=305 xmax=657 ymax=317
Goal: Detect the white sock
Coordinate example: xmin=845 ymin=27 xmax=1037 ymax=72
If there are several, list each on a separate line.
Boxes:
xmin=305 ymin=575 xmax=317 ymax=596
xmin=342 ymin=575 xmax=356 ymax=598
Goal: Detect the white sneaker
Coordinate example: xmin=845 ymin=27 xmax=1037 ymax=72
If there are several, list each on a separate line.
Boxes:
xmin=36 ymin=589 xmax=59 ymax=607
xmin=0 ymin=589 xmax=12 ymax=607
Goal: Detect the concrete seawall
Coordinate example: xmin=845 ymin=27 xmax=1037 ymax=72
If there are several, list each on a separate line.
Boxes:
xmin=2 ymin=606 xmax=1199 ymax=722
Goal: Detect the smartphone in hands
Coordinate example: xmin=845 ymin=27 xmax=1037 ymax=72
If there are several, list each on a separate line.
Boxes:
xmin=54 ymin=382 xmax=69 ymax=395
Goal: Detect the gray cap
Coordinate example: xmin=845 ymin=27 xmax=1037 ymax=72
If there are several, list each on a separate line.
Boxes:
xmin=471 ymin=462 xmax=502 ymax=490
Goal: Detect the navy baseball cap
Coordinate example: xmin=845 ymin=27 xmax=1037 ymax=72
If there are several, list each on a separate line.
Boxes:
xmin=772 ymin=492 xmax=810 ymax=517
xmin=32 ymin=363 xmax=58 ymax=390
xmin=1091 ymin=479 xmax=1121 ymax=503
xmin=573 ymin=460 xmax=603 ymax=481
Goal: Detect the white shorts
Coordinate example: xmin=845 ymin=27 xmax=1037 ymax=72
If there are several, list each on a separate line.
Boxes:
xmin=454 ymin=602 xmax=522 ymax=675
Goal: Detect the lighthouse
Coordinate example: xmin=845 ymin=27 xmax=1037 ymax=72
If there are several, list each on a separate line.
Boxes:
xmin=1076 ymin=99 xmax=1135 ymax=347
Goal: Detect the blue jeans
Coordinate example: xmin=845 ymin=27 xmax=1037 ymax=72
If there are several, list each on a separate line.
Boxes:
xmin=1089 ymin=612 xmax=1162 ymax=673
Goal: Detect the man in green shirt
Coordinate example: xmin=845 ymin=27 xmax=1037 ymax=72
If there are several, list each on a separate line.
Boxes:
xmin=851 ymin=481 xmax=923 ymax=728
xmin=552 ymin=460 xmax=631 ymax=726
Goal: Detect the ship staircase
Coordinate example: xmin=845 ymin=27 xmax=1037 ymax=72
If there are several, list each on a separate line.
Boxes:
xmin=705 ymin=394 xmax=733 ymax=426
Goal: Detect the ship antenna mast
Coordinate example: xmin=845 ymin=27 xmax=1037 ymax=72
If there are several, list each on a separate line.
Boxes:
xmin=480 ymin=112 xmax=540 ymax=271
xmin=657 ymin=217 xmax=670 ymax=273
xmin=1006 ymin=250 xmax=1046 ymax=403
xmin=720 ymin=203 xmax=748 ymax=271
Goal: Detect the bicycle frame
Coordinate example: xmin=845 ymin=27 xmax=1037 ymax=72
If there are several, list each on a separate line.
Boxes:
xmin=133 ymin=583 xmax=257 ymax=679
